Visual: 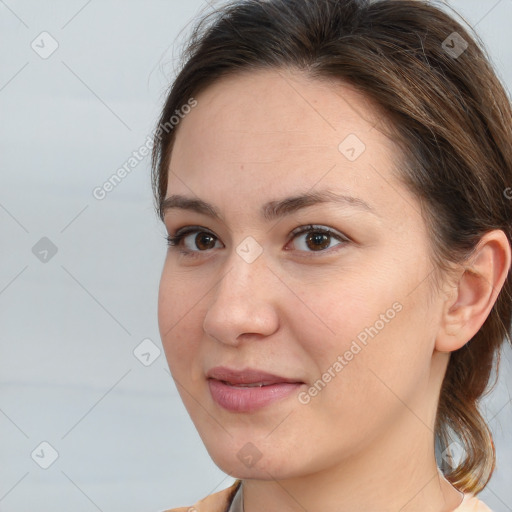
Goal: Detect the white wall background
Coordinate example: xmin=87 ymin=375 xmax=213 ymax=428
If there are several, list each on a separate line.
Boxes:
xmin=0 ymin=1 xmax=510 ymax=511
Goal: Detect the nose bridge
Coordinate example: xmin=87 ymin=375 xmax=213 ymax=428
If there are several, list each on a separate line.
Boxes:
xmin=215 ymin=241 xmax=269 ymax=306
xmin=203 ymin=240 xmax=279 ymax=342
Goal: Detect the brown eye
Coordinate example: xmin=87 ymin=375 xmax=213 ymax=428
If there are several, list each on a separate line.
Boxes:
xmin=166 ymin=227 xmax=222 ymax=254
xmin=304 ymin=231 xmax=331 ymax=251
xmin=289 ymin=224 xmax=349 ymax=254
xmin=194 ymin=232 xmax=217 ymax=250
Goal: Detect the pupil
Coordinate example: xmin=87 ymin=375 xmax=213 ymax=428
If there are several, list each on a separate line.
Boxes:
xmin=307 ymin=232 xmax=329 ymax=250
xmin=196 ymin=233 xmax=215 ymax=250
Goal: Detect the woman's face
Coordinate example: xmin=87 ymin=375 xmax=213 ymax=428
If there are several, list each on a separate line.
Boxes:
xmin=158 ymin=69 xmax=448 ymax=479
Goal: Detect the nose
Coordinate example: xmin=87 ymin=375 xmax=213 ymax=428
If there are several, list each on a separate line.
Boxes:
xmin=202 ymin=249 xmax=280 ymax=346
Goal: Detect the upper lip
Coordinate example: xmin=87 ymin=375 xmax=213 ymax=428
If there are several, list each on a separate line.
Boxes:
xmin=206 ymin=366 xmax=303 ymax=385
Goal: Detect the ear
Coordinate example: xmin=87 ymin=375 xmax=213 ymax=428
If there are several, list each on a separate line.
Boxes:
xmin=435 ymin=230 xmax=511 ymax=353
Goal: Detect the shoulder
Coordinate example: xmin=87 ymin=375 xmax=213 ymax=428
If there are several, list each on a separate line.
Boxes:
xmin=162 ymin=480 xmax=242 ymax=512
xmin=454 ymin=493 xmax=493 ymax=512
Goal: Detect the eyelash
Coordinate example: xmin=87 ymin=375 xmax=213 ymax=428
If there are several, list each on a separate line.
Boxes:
xmin=165 ymin=224 xmax=349 ymax=258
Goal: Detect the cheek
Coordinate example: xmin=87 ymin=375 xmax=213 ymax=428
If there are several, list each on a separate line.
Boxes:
xmin=292 ymin=314 xmax=428 ymax=456
xmin=294 ymin=269 xmax=399 ymax=360
xmin=295 ymin=263 xmax=433 ymax=405
xmin=158 ymin=269 xmax=203 ymax=374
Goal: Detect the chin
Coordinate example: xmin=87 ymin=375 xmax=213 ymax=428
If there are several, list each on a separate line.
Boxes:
xmin=203 ymin=436 xmax=305 ymax=480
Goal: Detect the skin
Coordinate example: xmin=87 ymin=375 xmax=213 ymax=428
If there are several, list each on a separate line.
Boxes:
xmin=157 ymin=69 xmax=511 ymax=512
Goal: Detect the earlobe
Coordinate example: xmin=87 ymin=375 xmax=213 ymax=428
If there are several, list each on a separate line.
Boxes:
xmin=435 ymin=230 xmax=511 ymax=353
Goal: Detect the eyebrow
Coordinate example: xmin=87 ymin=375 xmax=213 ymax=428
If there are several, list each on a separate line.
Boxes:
xmin=160 ymin=190 xmax=377 ymax=222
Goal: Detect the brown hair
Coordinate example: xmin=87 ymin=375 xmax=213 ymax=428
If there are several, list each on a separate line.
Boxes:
xmin=151 ymin=0 xmax=512 ymax=494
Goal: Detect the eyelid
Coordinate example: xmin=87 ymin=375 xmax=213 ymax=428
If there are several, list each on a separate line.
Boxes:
xmin=289 ymin=224 xmax=349 ymax=240
xmin=174 ymin=225 xmax=217 ymax=238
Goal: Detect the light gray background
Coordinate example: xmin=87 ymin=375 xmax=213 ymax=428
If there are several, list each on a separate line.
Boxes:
xmin=0 ymin=1 xmax=511 ymax=511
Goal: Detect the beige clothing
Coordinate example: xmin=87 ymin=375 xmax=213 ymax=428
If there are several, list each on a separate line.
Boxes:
xmin=454 ymin=493 xmax=493 ymax=512
xmin=164 ymin=479 xmax=493 ymax=512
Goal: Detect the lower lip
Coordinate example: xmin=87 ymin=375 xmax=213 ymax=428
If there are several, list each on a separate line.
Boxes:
xmin=208 ymin=379 xmax=303 ymax=412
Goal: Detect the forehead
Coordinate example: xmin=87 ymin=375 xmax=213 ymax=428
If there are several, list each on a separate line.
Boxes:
xmin=175 ymin=69 xmax=387 ymax=155
xmin=167 ymin=69 xmax=411 ymax=226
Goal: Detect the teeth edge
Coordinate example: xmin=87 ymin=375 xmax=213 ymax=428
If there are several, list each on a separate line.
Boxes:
xmin=223 ymin=381 xmax=269 ymax=387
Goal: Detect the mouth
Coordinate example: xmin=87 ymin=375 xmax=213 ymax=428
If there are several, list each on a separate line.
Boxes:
xmin=220 ymin=381 xmax=274 ymax=387
xmin=206 ymin=366 xmax=305 ymax=412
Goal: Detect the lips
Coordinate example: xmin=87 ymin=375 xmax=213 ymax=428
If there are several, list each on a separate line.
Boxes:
xmin=206 ymin=366 xmax=304 ymax=412
xmin=206 ymin=366 xmax=303 ymax=385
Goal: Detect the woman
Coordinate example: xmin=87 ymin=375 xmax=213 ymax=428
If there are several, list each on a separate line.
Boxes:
xmin=152 ymin=0 xmax=512 ymax=510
